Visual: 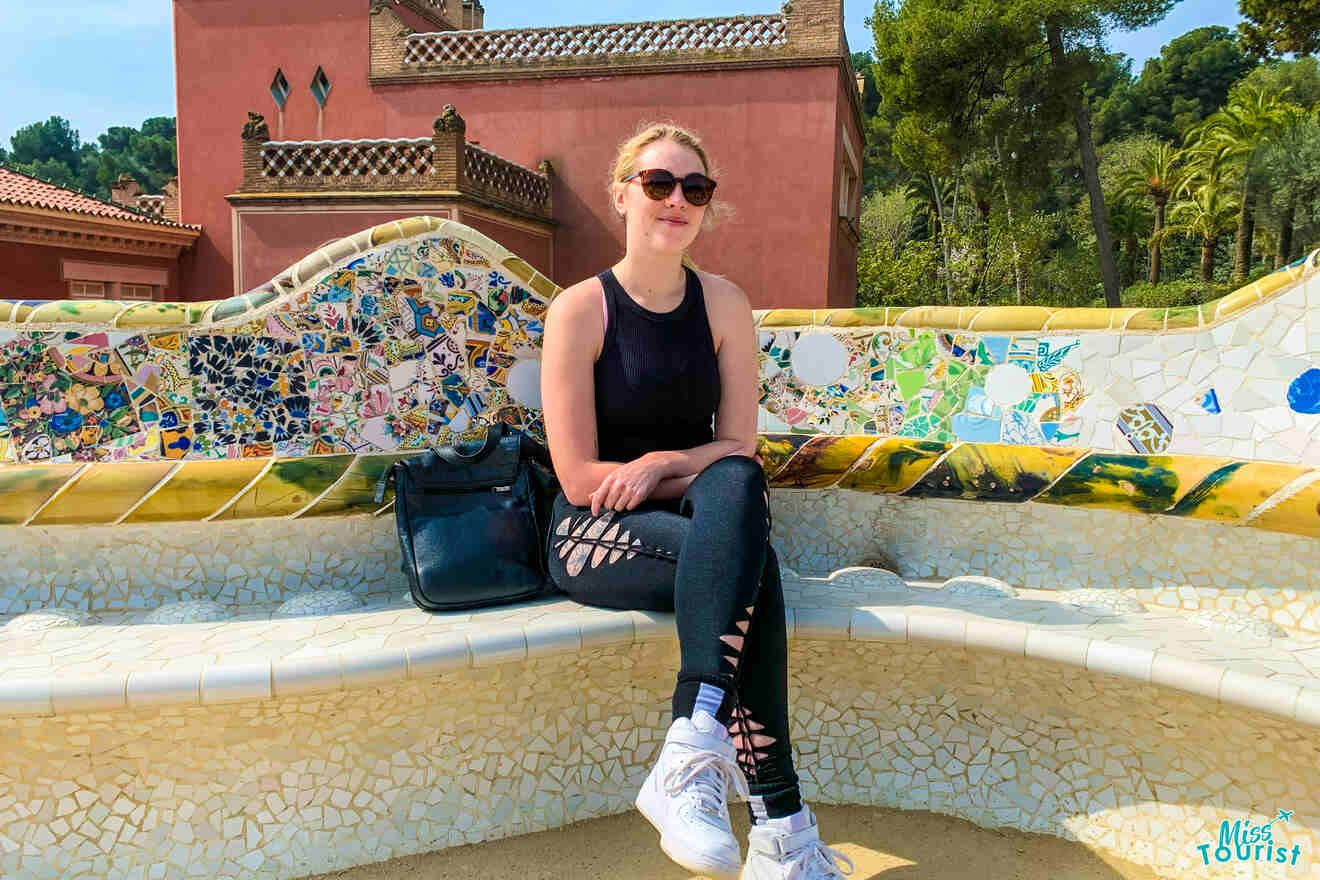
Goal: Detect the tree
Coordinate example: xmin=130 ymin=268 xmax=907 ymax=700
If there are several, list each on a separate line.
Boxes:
xmin=1116 ymin=139 xmax=1182 ymax=282
xmin=1094 ymin=27 xmax=1256 ymax=144
xmin=1041 ymin=0 xmax=1183 ymax=308
xmin=1108 ymin=192 xmax=1152 ymax=286
xmin=1158 ymin=171 xmax=1240 ymax=281
xmin=869 ymin=0 xmax=1174 ymax=306
xmin=1236 ymin=55 xmax=1320 ymax=109
xmin=2 ymin=115 xmax=177 ymax=200
xmin=1239 ymin=0 xmax=1320 ymax=57
xmin=1182 ymin=84 xmax=1290 ymax=282
xmin=9 ymin=116 xmax=82 ymax=169
xmin=1255 ymin=108 xmax=1320 ymax=267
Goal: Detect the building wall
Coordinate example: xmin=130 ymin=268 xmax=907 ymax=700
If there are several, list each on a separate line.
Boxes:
xmin=0 ymin=241 xmax=181 ymax=301
xmin=174 ymin=0 xmax=851 ymax=307
xmin=234 ymin=205 xmax=552 ymax=292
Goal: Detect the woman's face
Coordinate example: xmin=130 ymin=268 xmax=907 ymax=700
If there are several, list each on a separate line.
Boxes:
xmin=615 ymin=139 xmax=709 ymax=257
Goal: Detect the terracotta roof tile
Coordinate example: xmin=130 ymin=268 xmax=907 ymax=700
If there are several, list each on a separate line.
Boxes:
xmin=0 ymin=165 xmax=199 ymax=230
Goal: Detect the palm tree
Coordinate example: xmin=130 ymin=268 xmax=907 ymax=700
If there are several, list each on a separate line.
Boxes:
xmin=1156 ymin=171 xmax=1241 ymax=283
xmin=1118 ymin=142 xmax=1181 ymax=284
xmin=1256 ymin=106 xmax=1320 ymax=268
xmin=1182 ymin=85 xmax=1291 ymax=283
xmin=1107 ymin=193 xmax=1151 ymax=289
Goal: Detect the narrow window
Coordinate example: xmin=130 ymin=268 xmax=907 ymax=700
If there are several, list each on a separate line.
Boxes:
xmin=310 ymin=67 xmax=331 ymax=108
xmin=270 ymin=69 xmax=290 ymax=109
xmin=120 ymin=283 xmax=156 ymax=301
xmin=69 ymin=280 xmax=107 ymax=299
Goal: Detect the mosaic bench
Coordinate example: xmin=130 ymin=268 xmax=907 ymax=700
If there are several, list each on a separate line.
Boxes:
xmin=1 ymin=218 xmax=1319 ymax=879
xmin=2 ymin=569 xmax=1318 ymax=878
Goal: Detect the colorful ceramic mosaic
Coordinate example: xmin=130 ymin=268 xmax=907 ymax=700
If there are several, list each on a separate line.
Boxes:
xmin=759 ymin=327 xmax=1085 ymax=444
xmin=0 ymin=227 xmax=552 ymax=466
xmin=0 ymin=217 xmax=1317 ymax=537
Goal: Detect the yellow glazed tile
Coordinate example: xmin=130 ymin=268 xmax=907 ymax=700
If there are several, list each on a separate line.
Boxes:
xmin=1123 ymin=309 xmax=1166 ymax=332
xmin=0 ymin=464 xmax=84 ymax=524
xmin=769 ymin=435 xmax=879 ymax=488
xmin=501 ymin=256 xmax=537 ymax=284
xmin=212 ymin=455 xmax=357 ymax=520
xmin=527 ymin=271 xmax=559 ymax=301
xmin=1163 ymin=305 xmax=1201 ymax=330
xmin=757 ymin=309 xmax=814 ymax=328
xmin=904 ymin=443 xmax=1086 ymax=502
xmin=7 ymin=303 xmax=36 ymax=323
xmin=755 ymin=434 xmax=813 ymax=481
xmin=396 ymin=216 xmax=434 ymax=242
xmin=1247 ymin=479 xmax=1320 ymax=539
xmin=1108 ymin=308 xmax=1146 ymax=329
xmin=1167 ymin=461 xmax=1313 ymax=523
xmin=894 ymin=307 xmax=965 ymax=329
xmin=370 ymin=220 xmax=406 ymax=247
xmin=965 ymin=306 xmax=1055 ymax=332
xmin=300 ymin=453 xmax=419 ymax=516
xmin=1040 ymin=309 xmax=1119 ymax=331
xmin=25 ymin=301 xmax=129 ymax=324
xmin=836 ymin=437 xmax=950 ymax=495
xmin=820 ymin=308 xmax=892 ymax=327
xmin=1253 ymin=266 xmax=1303 ymax=301
xmin=30 ymin=461 xmax=175 ymax=525
xmin=121 ymin=459 xmax=269 ymax=522
xmin=115 ymin=302 xmax=192 ymax=328
xmin=1211 ymin=284 xmax=1263 ymax=323
xmin=1035 ymin=453 xmax=1236 ymax=515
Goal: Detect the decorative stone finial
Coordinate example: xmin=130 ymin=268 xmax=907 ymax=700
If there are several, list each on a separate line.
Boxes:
xmin=434 ymin=105 xmax=466 ymax=134
xmin=242 ymin=112 xmax=270 ymax=141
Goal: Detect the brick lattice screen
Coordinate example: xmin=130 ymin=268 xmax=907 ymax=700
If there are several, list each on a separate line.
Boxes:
xmin=404 ymin=15 xmax=789 ymax=66
xmin=261 ymin=139 xmax=435 ymax=178
xmin=134 ymin=195 xmax=165 ymax=219
xmin=463 ymin=144 xmax=550 ymax=212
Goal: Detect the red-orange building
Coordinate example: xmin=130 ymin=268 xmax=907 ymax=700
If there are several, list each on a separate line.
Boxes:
xmin=172 ymin=0 xmax=863 ymax=308
xmin=0 ymin=166 xmax=199 ymax=302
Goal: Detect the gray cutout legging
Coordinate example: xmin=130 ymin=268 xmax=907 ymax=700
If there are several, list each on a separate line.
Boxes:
xmin=546 ymin=454 xmax=802 ymax=820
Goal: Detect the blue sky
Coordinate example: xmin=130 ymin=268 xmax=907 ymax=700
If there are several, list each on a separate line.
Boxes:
xmin=1 ymin=0 xmax=1244 ymax=154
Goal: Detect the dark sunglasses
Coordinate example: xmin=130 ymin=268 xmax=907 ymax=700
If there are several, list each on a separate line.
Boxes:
xmin=621 ymin=168 xmax=718 ymax=206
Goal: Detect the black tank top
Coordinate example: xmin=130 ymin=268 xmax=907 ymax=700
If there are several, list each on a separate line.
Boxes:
xmin=593 ymin=265 xmax=721 ymax=464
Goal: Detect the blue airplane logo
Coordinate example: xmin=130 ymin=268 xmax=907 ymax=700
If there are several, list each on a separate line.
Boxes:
xmin=1262 ymin=809 xmax=1293 ymax=828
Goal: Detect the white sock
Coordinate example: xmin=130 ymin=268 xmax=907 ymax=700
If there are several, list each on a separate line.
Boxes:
xmin=761 ymin=804 xmax=813 ymax=833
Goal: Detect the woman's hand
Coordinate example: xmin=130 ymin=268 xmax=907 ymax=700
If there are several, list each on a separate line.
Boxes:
xmin=588 ymin=452 xmax=674 ymax=515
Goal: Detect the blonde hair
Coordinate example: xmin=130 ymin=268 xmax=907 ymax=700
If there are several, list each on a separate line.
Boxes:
xmin=606 ymin=119 xmax=734 ymax=274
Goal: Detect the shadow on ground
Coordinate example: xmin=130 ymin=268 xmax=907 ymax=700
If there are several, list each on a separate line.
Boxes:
xmin=302 ymin=803 xmax=1166 ymax=880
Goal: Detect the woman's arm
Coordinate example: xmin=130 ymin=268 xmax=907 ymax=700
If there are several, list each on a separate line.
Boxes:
xmin=540 ymin=281 xmax=621 ymax=507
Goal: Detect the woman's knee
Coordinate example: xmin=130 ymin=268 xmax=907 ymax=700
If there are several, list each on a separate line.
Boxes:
xmin=689 ymin=454 xmax=766 ymax=500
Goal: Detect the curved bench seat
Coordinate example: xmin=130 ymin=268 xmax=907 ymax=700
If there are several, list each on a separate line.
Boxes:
xmin=4 ymin=574 xmax=1317 ymax=726
xmin=4 ymin=573 xmax=1319 ymax=879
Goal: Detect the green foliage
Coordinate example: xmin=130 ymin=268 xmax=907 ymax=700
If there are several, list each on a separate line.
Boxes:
xmin=1235 ymin=56 xmax=1320 ymax=108
xmin=1088 ymin=279 xmax=1229 ymax=307
xmin=3 ymin=115 xmax=177 ymax=201
xmin=1238 ymin=0 xmax=1320 ymax=57
xmin=1093 ymin=27 xmax=1255 ymax=143
xmin=9 ymin=116 xmax=81 ymax=168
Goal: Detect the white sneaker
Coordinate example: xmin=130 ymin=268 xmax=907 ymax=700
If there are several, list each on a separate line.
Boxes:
xmin=741 ymin=808 xmax=854 ymax=880
xmin=635 ymin=710 xmax=749 ymax=880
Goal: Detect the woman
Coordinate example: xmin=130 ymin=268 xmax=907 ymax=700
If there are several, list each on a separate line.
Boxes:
xmin=539 ymin=121 xmax=852 ymax=880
